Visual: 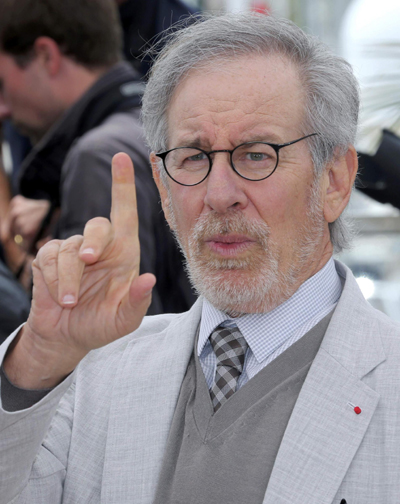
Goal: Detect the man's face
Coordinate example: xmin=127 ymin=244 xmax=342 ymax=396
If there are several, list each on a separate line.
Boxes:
xmin=0 ymin=51 xmax=58 ymax=143
xmin=156 ymin=54 xmax=332 ymax=315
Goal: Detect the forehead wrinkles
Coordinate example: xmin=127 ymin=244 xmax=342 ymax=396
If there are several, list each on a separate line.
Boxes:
xmin=178 ymin=104 xmax=274 ymax=142
xmin=167 ymin=55 xmax=306 ymax=147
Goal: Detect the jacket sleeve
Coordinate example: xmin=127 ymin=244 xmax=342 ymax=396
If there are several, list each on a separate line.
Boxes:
xmin=0 ymin=332 xmax=76 ymax=504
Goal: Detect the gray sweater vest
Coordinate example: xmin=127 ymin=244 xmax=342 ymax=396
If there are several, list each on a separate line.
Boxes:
xmin=153 ymin=312 xmax=333 ymax=504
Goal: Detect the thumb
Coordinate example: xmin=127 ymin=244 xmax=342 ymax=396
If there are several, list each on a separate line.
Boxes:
xmin=118 ymin=273 xmax=156 ymax=333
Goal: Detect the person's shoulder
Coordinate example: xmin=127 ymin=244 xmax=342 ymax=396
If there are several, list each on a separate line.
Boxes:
xmin=79 ymin=109 xmax=144 ymax=148
xmin=335 ymin=259 xmax=400 ymax=346
xmin=62 ymin=109 xmax=149 ymax=179
xmin=69 ymin=109 xmax=148 ymax=162
xmin=363 ymin=301 xmax=400 ymax=342
xmin=130 ymin=311 xmax=185 ymax=340
xmin=80 ymin=311 xmax=190 ymax=367
xmin=368 ymin=305 xmax=400 ymax=352
xmin=345 ymin=277 xmax=400 ymax=364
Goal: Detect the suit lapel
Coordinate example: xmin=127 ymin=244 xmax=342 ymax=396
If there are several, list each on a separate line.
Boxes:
xmin=100 ymin=299 xmax=202 ymax=504
xmin=264 ymin=263 xmax=386 ymax=504
xmin=264 ymin=350 xmax=381 ymax=504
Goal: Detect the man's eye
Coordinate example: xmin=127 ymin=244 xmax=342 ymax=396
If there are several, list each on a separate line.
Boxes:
xmin=187 ymin=152 xmax=206 ymax=162
xmin=247 ymin=152 xmax=267 ymax=161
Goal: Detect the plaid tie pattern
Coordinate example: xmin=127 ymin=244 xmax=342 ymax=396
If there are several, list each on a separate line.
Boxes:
xmin=209 ymin=324 xmax=248 ymax=412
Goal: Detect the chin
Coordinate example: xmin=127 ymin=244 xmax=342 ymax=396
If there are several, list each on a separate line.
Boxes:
xmin=172 ymin=187 xmax=326 ymax=314
xmin=185 ymin=257 xmax=290 ymax=315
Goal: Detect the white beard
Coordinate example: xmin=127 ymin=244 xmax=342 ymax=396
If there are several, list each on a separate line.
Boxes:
xmin=168 ymin=180 xmax=325 ymax=315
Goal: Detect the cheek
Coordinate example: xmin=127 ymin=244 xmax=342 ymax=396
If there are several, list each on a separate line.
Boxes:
xmin=254 ymin=181 xmax=310 ymax=235
xmin=7 ymin=83 xmax=32 ymax=111
xmin=5 ymin=74 xmax=24 ymax=100
xmin=170 ymin=187 xmax=205 ymax=234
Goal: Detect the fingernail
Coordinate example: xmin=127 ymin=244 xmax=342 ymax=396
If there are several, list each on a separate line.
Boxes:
xmin=81 ymin=248 xmax=95 ymax=256
xmin=62 ymin=294 xmax=76 ymax=305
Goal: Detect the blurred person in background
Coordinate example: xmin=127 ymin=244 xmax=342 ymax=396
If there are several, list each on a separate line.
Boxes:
xmin=0 ymin=0 xmax=195 ymax=313
xmin=0 ymin=0 xmax=197 ymax=185
xmin=0 ymin=135 xmax=30 ymax=343
xmin=341 ymin=0 xmax=400 ymax=209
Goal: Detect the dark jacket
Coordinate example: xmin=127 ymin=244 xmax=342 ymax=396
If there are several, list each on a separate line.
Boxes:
xmin=18 ymin=62 xmax=195 ymax=314
xmin=0 ymin=260 xmax=30 ymax=344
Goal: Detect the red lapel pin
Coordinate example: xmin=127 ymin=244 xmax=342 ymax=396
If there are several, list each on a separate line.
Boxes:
xmin=348 ymin=402 xmax=362 ymax=415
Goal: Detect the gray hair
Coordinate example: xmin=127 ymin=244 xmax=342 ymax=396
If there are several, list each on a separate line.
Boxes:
xmin=142 ymin=12 xmax=359 ymax=253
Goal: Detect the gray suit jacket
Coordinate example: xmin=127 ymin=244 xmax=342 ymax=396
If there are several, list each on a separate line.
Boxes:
xmin=1 ymin=261 xmax=400 ymax=504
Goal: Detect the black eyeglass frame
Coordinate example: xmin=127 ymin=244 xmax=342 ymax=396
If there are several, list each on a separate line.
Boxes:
xmin=155 ymin=133 xmax=319 ymax=186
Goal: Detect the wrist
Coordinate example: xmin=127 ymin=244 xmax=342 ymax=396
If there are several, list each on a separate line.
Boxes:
xmin=3 ymin=324 xmax=83 ymax=389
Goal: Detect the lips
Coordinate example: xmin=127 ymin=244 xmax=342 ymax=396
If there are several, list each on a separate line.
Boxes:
xmin=204 ymin=234 xmax=256 ymax=256
xmin=187 ymin=210 xmax=270 ymax=263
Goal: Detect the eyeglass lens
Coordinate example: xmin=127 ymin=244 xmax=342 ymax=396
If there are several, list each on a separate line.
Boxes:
xmin=159 ymin=143 xmax=278 ymax=185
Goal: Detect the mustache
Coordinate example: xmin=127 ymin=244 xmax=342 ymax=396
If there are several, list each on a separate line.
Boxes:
xmin=191 ymin=210 xmax=271 ymax=245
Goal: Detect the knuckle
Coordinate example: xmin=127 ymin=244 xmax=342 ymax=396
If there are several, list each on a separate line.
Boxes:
xmin=59 ymin=236 xmax=83 ymax=255
xmin=42 ymin=254 xmax=58 ymax=271
xmin=37 ymin=239 xmax=59 ymax=254
xmin=38 ymin=247 xmax=58 ymax=270
xmin=84 ymin=216 xmax=110 ymax=232
xmin=10 ymin=198 xmax=19 ymax=209
xmin=46 ymin=275 xmax=59 ymax=288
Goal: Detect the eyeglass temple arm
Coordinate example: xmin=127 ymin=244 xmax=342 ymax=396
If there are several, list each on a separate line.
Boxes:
xmin=277 ymin=132 xmax=319 ymax=149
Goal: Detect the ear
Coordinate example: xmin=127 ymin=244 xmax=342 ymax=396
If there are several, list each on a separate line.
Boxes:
xmin=323 ymin=145 xmax=358 ymax=223
xmin=150 ymin=152 xmax=175 ymax=229
xmin=32 ymin=37 xmax=62 ymax=77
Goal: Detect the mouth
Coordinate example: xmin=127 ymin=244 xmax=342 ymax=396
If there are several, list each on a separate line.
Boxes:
xmin=204 ymin=234 xmax=257 ymax=257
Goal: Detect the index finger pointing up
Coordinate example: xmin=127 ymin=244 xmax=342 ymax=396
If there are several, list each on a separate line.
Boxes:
xmin=110 ymin=152 xmax=138 ymax=238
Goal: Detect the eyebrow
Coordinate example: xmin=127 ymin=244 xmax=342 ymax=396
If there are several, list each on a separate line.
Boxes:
xmin=172 ymin=132 xmax=285 ymax=149
xmin=174 ymin=136 xmax=208 ymax=149
xmin=244 ymin=133 xmax=283 ymax=144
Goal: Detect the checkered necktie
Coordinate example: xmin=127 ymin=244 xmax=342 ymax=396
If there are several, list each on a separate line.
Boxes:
xmin=209 ymin=323 xmax=248 ymax=412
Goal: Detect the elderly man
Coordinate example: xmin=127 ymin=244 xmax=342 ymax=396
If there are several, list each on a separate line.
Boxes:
xmin=1 ymin=12 xmax=399 ymax=504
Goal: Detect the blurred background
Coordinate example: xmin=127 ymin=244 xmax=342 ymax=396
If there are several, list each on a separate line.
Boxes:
xmin=183 ymin=0 xmax=400 ymax=321
xmin=2 ymin=0 xmax=400 ymax=324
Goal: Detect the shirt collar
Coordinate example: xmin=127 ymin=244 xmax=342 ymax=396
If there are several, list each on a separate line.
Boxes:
xmin=198 ymin=257 xmax=342 ymax=362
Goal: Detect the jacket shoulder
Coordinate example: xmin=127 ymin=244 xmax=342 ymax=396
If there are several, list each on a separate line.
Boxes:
xmin=80 ymin=311 xmax=188 ymax=368
xmin=72 ymin=109 xmax=147 ymax=158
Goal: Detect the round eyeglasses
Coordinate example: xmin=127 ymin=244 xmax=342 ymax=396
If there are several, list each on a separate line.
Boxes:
xmin=155 ymin=133 xmax=318 ymax=186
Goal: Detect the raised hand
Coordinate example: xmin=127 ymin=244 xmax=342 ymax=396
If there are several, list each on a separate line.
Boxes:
xmin=3 ymin=153 xmax=156 ymax=389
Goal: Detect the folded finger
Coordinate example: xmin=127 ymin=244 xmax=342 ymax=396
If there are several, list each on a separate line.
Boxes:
xmin=34 ymin=240 xmax=62 ymax=303
xmin=80 ymin=217 xmax=114 ymax=264
xmin=58 ymin=235 xmax=85 ymax=307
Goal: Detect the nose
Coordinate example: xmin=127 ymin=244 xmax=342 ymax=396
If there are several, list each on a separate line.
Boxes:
xmin=203 ymin=152 xmax=248 ymax=213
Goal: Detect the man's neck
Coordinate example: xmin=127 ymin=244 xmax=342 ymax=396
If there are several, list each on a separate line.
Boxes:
xmin=56 ymin=61 xmax=112 ymax=111
xmin=27 ymin=62 xmax=115 ymax=145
